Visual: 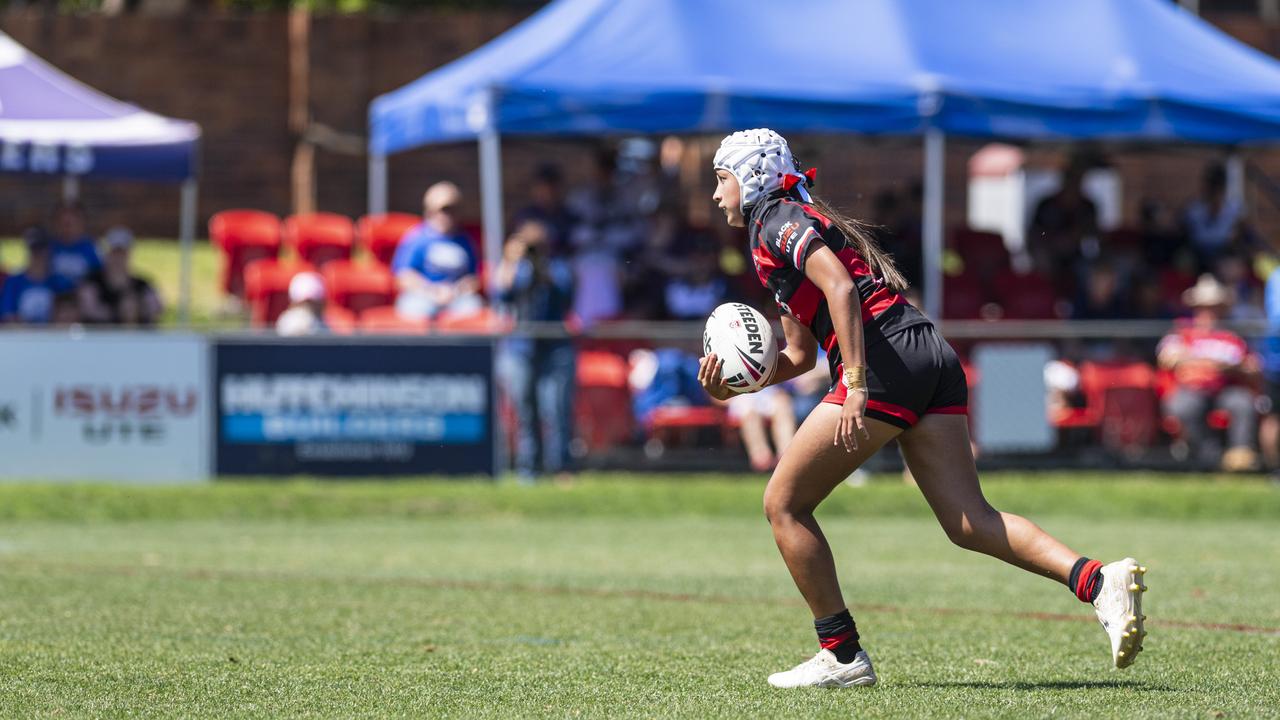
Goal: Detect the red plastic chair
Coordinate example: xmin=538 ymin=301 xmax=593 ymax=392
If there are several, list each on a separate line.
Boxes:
xmin=643 ymin=405 xmax=738 ymax=452
xmin=574 ymin=351 xmax=634 ymax=451
xmin=210 ymin=209 xmax=282 ymax=298
xmin=321 ymin=260 xmax=396 ymax=317
xmin=950 ymin=228 xmax=1010 ymax=280
xmin=995 ymin=269 xmax=1060 ymax=320
xmin=284 ymin=212 xmax=355 ymax=269
xmin=357 ymin=213 xmax=420 ymax=267
xmin=357 ymin=305 xmax=430 ymax=335
xmin=243 ymin=258 xmax=313 ymax=327
xmin=942 ymin=271 xmax=988 ymax=320
xmin=434 ymin=307 xmax=512 ymax=334
xmin=1058 ymin=362 xmax=1159 ymax=453
xmin=323 ymin=305 xmax=357 ymax=335
xmin=1087 ymin=362 xmax=1159 ymax=453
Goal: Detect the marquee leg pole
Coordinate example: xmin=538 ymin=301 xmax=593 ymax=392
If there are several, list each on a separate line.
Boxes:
xmin=923 ymin=129 xmax=946 ymax=321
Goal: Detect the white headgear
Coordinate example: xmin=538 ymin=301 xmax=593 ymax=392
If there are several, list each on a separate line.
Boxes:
xmin=713 ymin=128 xmax=813 ymax=212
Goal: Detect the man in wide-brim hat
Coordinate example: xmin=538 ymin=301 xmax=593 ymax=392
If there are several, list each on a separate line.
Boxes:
xmin=1157 ymin=274 xmax=1259 ymax=472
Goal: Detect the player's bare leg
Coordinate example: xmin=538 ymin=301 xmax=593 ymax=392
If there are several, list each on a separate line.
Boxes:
xmin=897 ymin=413 xmax=1078 ymax=580
xmin=898 ymin=413 xmax=1148 ymax=667
xmin=762 ymin=404 xmax=901 ymax=687
xmin=764 ymin=405 xmax=902 ymax=617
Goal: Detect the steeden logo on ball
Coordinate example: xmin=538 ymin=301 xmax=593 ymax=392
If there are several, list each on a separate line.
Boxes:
xmin=705 ymin=303 xmax=778 ymax=394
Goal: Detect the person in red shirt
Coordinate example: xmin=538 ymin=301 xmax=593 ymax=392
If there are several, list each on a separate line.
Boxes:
xmin=1157 ymin=274 xmax=1259 ymax=471
xmin=698 ymin=129 xmax=1146 ymax=688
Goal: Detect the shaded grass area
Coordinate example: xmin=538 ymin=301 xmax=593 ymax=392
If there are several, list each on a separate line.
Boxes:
xmin=0 ymin=472 xmax=1277 ymax=523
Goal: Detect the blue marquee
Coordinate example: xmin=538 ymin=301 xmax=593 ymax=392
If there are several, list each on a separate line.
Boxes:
xmin=371 ymin=0 xmax=1280 ymax=153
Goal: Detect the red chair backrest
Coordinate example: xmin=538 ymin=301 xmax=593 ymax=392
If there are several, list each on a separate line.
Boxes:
xmin=577 ymin=351 xmax=630 ymax=389
xmin=995 ymin=269 xmax=1060 ymax=320
xmin=572 ymin=350 xmax=633 ymax=450
xmin=243 ymin=258 xmax=313 ymax=327
xmin=434 ymin=308 xmax=510 ymax=334
xmin=322 ymin=305 xmax=357 ymax=335
xmin=209 ymin=210 xmax=282 ymax=297
xmin=358 ymin=213 xmax=420 ymax=267
xmin=950 ymin=228 xmax=1010 ymax=279
xmin=210 ymin=210 xmax=281 ymax=251
xmin=1080 ymin=361 xmax=1159 ymax=451
xmin=321 ymin=260 xmax=396 ymax=316
xmin=942 ymin=272 xmax=988 ymax=320
xmin=285 ymin=213 xmax=354 ymax=268
xmin=1080 ymin=362 xmax=1156 ymax=394
xmin=357 ymin=305 xmax=430 ymax=335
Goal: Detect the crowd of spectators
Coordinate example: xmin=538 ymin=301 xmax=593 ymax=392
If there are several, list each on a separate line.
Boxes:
xmin=371 ymin=146 xmax=1280 ymax=477
xmin=0 ymin=201 xmax=162 ymax=328
xmin=1030 ymin=160 xmax=1261 ymax=324
xmin=8 ymin=148 xmax=1274 ymax=476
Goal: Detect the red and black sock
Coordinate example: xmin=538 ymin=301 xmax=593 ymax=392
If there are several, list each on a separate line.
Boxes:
xmin=1069 ymin=557 xmax=1104 ymax=603
xmin=815 ymin=609 xmax=862 ymax=664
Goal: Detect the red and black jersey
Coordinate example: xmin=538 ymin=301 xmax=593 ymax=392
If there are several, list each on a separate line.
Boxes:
xmin=746 ymin=193 xmax=930 ymax=380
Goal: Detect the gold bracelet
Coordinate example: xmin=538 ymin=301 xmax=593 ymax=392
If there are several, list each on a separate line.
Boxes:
xmin=843 ymin=365 xmax=867 ymax=391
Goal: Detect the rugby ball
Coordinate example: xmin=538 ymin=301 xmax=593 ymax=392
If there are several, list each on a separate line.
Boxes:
xmin=703 ymin=303 xmax=778 ymax=394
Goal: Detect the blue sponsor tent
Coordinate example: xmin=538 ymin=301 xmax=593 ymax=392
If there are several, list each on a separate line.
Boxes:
xmin=369 ymin=0 xmax=1280 ymax=316
xmin=0 ymin=30 xmax=200 ymax=318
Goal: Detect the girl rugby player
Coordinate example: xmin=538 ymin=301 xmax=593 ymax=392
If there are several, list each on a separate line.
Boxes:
xmin=700 ymin=129 xmax=1147 ymax=688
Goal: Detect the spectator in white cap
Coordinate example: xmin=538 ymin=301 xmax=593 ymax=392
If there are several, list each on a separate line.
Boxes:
xmin=79 ymin=226 xmax=163 ymax=326
xmin=276 ymin=272 xmax=329 ymax=336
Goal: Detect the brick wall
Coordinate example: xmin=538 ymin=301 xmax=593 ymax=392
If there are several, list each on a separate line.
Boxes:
xmin=1 ymin=12 xmax=294 ymax=235
xmin=1 ymin=9 xmax=1278 ymax=247
xmin=0 ymin=9 xmax=540 ymax=237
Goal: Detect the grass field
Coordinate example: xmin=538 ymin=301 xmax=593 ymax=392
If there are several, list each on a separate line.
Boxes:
xmin=1 ymin=473 xmax=1278 ymax=718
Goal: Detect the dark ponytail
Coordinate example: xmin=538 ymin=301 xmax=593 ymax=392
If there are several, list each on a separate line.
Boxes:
xmin=809 ymin=194 xmax=909 ymax=294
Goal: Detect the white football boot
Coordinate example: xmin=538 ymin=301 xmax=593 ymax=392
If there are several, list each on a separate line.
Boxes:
xmin=1091 ymin=558 xmax=1148 ymax=669
xmin=766 ymin=648 xmax=877 ymax=688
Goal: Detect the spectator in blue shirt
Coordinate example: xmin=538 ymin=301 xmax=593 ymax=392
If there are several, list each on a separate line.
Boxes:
xmin=48 ymin=200 xmax=101 ymax=284
xmin=495 ymin=220 xmax=576 ymax=482
xmin=392 ymin=181 xmax=483 ymax=319
xmin=0 ymin=230 xmax=74 ymax=325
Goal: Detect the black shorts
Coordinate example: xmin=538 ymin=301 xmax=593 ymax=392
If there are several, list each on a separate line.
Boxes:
xmin=822 ymin=323 xmax=969 ymax=429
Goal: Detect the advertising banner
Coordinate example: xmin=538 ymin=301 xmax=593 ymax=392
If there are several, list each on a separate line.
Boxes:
xmin=214 ymin=340 xmax=494 ymax=476
xmin=0 ymin=332 xmax=210 ymax=482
